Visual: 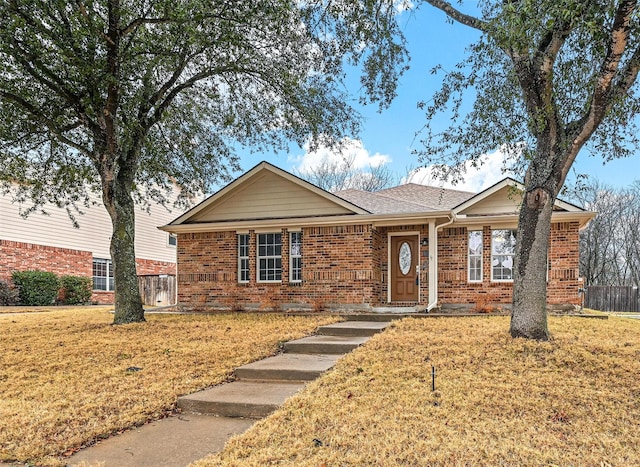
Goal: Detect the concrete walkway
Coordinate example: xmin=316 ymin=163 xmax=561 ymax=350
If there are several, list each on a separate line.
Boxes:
xmin=67 ymin=318 xmax=390 ymax=467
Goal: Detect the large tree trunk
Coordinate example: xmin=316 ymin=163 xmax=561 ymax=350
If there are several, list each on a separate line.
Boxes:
xmin=102 ymin=164 xmax=145 ymax=324
xmin=510 ymin=191 xmax=555 ymax=340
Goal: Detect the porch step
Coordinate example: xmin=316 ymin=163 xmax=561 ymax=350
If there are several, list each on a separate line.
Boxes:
xmin=346 ymin=313 xmax=413 ymax=322
xmin=235 ymin=353 xmax=340 ymax=382
xmin=177 ymin=381 xmax=305 ymax=419
xmin=283 ymin=335 xmax=370 ymax=354
xmin=318 ymin=320 xmax=391 ymax=337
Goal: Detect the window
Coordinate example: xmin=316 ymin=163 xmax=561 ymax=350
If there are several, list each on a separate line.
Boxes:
xmin=290 ymin=231 xmax=302 ymax=283
xmin=257 ymin=233 xmax=282 ymax=282
xmin=238 ymin=234 xmax=249 ymax=283
xmin=93 ymin=258 xmax=114 ymax=291
xmin=491 ymin=229 xmax=517 ymax=281
xmin=168 ymin=234 xmax=177 ymax=247
xmin=468 ymin=230 xmax=483 ymax=282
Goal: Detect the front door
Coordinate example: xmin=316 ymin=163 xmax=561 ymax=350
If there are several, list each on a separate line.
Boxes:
xmin=390 ymin=235 xmax=419 ymax=302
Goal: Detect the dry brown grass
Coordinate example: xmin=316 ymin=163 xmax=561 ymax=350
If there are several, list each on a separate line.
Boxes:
xmin=0 ymin=305 xmax=114 ymax=314
xmin=0 ymin=308 xmax=340 ymax=466
xmin=197 ymin=316 xmax=640 ymax=466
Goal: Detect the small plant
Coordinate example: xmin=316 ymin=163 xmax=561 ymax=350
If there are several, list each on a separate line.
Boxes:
xmin=260 ymin=288 xmax=281 ymax=312
xmin=309 ymin=296 xmax=326 ymax=313
xmin=473 ymin=294 xmax=495 ymax=313
xmin=11 ymin=270 xmax=60 ymax=306
xmin=0 ymin=279 xmax=19 ymax=306
xmin=220 ymin=284 xmax=244 ymax=311
xmin=60 ymin=275 xmax=93 ymax=305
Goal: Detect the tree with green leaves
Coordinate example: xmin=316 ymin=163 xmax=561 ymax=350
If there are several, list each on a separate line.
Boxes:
xmin=419 ymin=0 xmax=640 ymax=339
xmin=0 ymin=1 xmax=408 ymax=323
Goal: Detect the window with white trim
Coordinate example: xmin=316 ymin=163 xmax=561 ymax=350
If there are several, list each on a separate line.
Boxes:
xmin=238 ymin=234 xmax=249 ymax=283
xmin=168 ymin=233 xmax=177 ymax=247
xmin=491 ymin=229 xmax=517 ymax=281
xmin=290 ymin=231 xmax=302 ymax=283
xmin=93 ymin=258 xmax=114 ymax=291
xmin=257 ymin=233 xmax=282 ymax=282
xmin=468 ymin=230 xmax=483 ymax=282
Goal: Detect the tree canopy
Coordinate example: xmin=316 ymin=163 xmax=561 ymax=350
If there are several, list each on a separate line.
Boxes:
xmin=420 ymin=0 xmax=640 ymax=339
xmin=0 ymin=0 xmax=409 ymax=323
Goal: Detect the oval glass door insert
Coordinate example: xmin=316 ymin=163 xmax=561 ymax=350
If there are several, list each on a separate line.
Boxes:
xmin=399 ymin=242 xmax=412 ymax=275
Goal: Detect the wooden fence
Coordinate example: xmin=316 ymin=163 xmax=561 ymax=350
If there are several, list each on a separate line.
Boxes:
xmin=138 ymin=275 xmax=176 ymax=307
xmin=584 ymin=286 xmax=640 ymax=312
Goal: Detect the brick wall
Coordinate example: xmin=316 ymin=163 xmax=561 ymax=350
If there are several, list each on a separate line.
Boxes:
xmin=0 ymin=239 xmax=176 ymax=305
xmin=437 ymin=222 xmax=582 ymax=306
xmin=0 ymin=240 xmax=93 ymax=281
xmin=176 ymin=225 xmax=376 ymax=308
xmin=175 ymin=221 xmax=582 ymax=310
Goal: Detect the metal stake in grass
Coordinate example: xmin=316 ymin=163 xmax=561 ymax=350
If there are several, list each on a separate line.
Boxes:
xmin=432 ymin=366 xmax=436 ymax=391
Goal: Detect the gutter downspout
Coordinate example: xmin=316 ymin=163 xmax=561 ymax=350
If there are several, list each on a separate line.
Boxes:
xmin=426 ymin=214 xmax=456 ymax=312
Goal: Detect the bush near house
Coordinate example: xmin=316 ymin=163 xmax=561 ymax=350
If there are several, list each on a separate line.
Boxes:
xmin=11 ymin=270 xmax=60 ymax=306
xmin=59 ymin=275 xmax=93 ymax=305
xmin=0 ymin=279 xmax=18 ymax=305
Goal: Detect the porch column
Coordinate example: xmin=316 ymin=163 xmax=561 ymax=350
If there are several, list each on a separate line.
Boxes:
xmin=428 ymin=219 xmax=438 ymax=309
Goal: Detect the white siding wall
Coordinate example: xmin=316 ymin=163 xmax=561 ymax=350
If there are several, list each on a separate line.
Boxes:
xmin=0 ymin=189 xmax=182 ymax=263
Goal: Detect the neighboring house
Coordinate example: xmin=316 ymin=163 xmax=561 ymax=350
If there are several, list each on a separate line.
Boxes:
xmin=160 ymin=162 xmax=595 ymax=311
xmin=0 ymin=189 xmax=181 ymax=304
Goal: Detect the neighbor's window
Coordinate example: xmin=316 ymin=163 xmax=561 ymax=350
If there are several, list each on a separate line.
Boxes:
xmin=491 ymin=229 xmax=517 ymax=281
xmin=238 ymin=234 xmax=249 ymax=283
xmin=93 ymin=258 xmax=114 ymax=291
xmin=257 ymin=233 xmax=282 ymax=282
xmin=290 ymin=231 xmax=302 ymax=283
xmin=168 ymin=233 xmax=177 ymax=247
xmin=468 ymin=230 xmax=483 ymax=282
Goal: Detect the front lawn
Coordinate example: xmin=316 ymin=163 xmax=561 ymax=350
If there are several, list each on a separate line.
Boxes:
xmin=0 ymin=309 xmax=339 ymax=465
xmin=197 ymin=316 xmax=640 ymax=466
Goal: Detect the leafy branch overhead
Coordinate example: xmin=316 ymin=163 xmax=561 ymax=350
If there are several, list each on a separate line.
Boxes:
xmin=420 ymin=0 xmax=640 ymax=184
xmin=0 ymin=1 xmax=409 ymax=323
xmin=421 ymin=0 xmax=640 ymax=340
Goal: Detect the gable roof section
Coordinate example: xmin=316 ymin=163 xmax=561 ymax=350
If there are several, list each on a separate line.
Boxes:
xmin=454 ymin=177 xmax=589 ymax=216
xmin=169 ymin=161 xmax=370 ymax=225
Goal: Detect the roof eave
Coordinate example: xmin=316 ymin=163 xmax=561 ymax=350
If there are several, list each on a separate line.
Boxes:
xmin=159 ymin=210 xmax=454 ymax=233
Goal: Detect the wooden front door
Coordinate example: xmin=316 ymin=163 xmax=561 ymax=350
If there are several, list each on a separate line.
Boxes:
xmin=391 ymin=235 xmax=419 ymax=302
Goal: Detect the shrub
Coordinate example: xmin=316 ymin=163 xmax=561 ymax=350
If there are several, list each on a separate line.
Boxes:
xmin=11 ymin=270 xmax=60 ymax=306
xmin=0 ymin=280 xmax=18 ymax=306
xmin=60 ymin=275 xmax=93 ymax=305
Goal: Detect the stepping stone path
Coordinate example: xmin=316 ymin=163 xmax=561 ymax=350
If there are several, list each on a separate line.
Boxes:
xmin=177 ymin=319 xmax=390 ymax=419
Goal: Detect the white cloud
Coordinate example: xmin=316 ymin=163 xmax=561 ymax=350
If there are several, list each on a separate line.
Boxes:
xmin=289 ymin=137 xmax=391 ymax=174
xmin=405 ymin=146 xmax=518 ymax=193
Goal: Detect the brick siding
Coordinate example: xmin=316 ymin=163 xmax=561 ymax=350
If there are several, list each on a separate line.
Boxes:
xmin=176 ymin=221 xmax=582 ymax=310
xmin=0 ymin=239 xmax=175 ymax=304
xmin=176 ymin=225 xmax=376 ymax=308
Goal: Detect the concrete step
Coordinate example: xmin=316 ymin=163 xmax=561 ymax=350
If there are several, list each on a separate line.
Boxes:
xmin=178 ymin=381 xmax=305 ymax=419
xmin=345 ymin=313 xmax=413 ymax=322
xmin=318 ymin=320 xmax=391 ymax=337
xmin=235 ymin=353 xmax=340 ymax=382
xmin=284 ymin=335 xmax=370 ymax=354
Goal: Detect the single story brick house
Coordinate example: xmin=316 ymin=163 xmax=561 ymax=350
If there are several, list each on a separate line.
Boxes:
xmin=160 ymin=161 xmax=595 ymax=311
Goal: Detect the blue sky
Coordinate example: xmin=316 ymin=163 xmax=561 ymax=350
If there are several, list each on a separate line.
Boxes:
xmin=236 ymin=5 xmax=639 ymax=193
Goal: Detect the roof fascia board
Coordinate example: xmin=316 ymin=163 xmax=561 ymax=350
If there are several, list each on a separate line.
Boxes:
xmin=159 ymin=210 xmax=453 ymax=233
xmin=454 ymin=210 xmax=596 ymax=227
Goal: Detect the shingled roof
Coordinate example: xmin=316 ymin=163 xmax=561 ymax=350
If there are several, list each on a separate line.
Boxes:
xmin=334 ymin=183 xmax=475 ymax=215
